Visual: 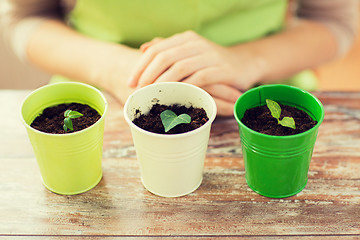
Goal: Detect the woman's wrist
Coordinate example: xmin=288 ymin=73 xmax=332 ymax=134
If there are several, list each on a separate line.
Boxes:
xmin=229 ymin=19 xmax=338 ymax=86
xmin=93 ymin=43 xmax=141 ymax=103
xmin=228 ymin=43 xmax=269 ymax=89
xmin=26 ymin=18 xmax=140 ymax=102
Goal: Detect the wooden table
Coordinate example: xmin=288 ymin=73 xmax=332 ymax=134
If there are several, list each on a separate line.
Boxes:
xmin=0 ymin=90 xmax=359 ymax=239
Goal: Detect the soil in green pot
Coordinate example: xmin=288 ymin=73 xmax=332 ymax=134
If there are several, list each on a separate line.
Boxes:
xmin=133 ymin=103 xmax=209 ymax=134
xmin=241 ymin=103 xmax=317 ymax=136
xmin=31 ymin=103 xmax=101 ymax=134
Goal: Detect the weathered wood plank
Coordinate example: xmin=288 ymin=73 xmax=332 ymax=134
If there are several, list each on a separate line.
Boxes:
xmin=1 ymin=236 xmax=360 ymax=240
xmin=1 ymin=155 xmax=359 ymax=236
xmin=0 ymin=90 xmax=359 ymax=238
xmin=0 ymin=90 xmax=34 ymax=158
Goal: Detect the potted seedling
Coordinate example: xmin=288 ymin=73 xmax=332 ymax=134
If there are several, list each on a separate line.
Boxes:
xmin=124 ymin=82 xmax=217 ymax=197
xmin=234 ymin=84 xmax=324 ymax=198
xmin=21 ymin=82 xmax=108 ymax=195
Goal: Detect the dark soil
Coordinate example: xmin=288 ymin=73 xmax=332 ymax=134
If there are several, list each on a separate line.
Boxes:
xmin=241 ymin=103 xmax=317 ymax=136
xmin=133 ymin=104 xmax=209 ymax=134
xmin=31 ymin=103 xmax=101 ymax=134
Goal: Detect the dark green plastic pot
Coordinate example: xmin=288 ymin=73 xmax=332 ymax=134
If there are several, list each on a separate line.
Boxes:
xmin=234 ymin=84 xmax=324 ymax=198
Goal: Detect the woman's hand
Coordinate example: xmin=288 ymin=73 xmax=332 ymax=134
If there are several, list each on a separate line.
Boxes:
xmin=128 ymin=31 xmax=258 ymax=90
xmin=128 ymin=30 xmax=264 ymax=116
xmin=201 ymin=84 xmax=242 ymax=116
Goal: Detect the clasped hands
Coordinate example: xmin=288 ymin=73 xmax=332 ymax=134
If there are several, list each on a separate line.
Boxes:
xmin=127 ymin=31 xmax=259 ymax=116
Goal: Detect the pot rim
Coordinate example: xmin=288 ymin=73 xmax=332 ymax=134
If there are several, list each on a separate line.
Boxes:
xmin=233 ymin=84 xmax=325 ymax=139
xmin=124 ymin=82 xmax=217 ymax=139
xmin=20 ymin=82 xmax=108 ymax=137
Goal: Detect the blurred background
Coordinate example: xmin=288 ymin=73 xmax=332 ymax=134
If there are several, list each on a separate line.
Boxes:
xmin=0 ymin=6 xmax=359 ymax=91
xmin=0 ymin=32 xmax=50 ymax=89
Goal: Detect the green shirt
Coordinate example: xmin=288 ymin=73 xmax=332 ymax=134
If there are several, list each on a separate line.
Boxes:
xmin=69 ymin=0 xmax=286 ymax=47
xmin=55 ymin=0 xmax=317 ymax=91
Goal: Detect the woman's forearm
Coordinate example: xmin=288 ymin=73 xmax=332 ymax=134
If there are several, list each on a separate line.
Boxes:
xmin=230 ymin=19 xmax=339 ymax=84
xmin=27 ymin=19 xmax=140 ymax=102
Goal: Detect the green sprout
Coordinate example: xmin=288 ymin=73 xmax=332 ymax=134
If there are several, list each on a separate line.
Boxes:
xmin=63 ymin=110 xmax=83 ymax=132
xmin=160 ymin=110 xmax=191 ymax=132
xmin=266 ymin=99 xmax=296 ymax=129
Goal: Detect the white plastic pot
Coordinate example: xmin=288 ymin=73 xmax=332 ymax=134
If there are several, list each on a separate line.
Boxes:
xmin=124 ymin=82 xmax=217 ymax=197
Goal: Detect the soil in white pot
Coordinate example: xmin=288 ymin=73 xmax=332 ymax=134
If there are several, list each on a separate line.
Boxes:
xmin=133 ymin=104 xmax=208 ymax=134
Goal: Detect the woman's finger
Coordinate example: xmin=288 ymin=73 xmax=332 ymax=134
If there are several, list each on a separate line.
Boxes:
xmin=182 ymin=65 xmax=233 ymax=88
xmin=136 ymin=41 xmax=209 ymax=87
xmin=211 ymin=96 xmax=237 ymax=117
xmin=152 ymin=53 xmax=216 ymax=84
xmin=128 ymin=31 xmax=201 ymax=87
xmin=202 ymin=84 xmax=241 ymax=104
xmin=140 ymin=37 xmax=163 ymax=52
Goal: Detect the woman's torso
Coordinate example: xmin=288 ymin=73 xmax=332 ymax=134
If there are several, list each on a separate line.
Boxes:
xmin=64 ymin=0 xmax=286 ymax=47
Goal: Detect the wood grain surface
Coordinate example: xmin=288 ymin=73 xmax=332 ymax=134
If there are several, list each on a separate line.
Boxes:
xmin=0 ymin=90 xmax=359 ymax=239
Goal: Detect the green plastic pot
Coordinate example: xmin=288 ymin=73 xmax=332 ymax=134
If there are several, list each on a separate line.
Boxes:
xmin=234 ymin=84 xmax=324 ymax=198
xmin=21 ymin=82 xmax=107 ymax=195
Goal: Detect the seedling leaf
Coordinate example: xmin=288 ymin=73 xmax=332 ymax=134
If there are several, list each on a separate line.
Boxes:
xmin=63 ymin=109 xmax=83 ymax=132
xmin=265 ymin=99 xmax=296 ymax=130
xmin=278 ymin=117 xmax=296 ymax=129
xmin=64 ymin=110 xmax=83 ymax=119
xmin=63 ymin=117 xmax=73 ymax=131
xmin=160 ymin=110 xmax=191 ymax=132
xmin=266 ymin=99 xmax=281 ymax=119
xmin=64 ymin=109 xmax=72 ymax=117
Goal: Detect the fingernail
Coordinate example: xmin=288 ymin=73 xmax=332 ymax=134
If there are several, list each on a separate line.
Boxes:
xmin=140 ymin=43 xmax=148 ymax=52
